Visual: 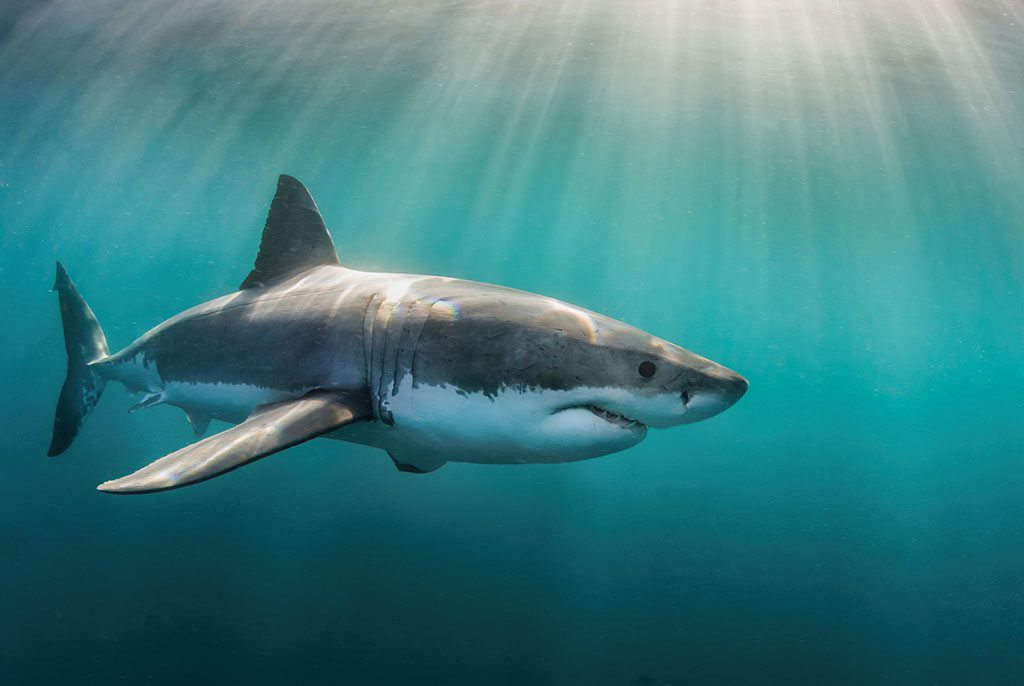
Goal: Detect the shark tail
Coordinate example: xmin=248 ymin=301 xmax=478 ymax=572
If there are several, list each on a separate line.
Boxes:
xmin=48 ymin=261 xmax=110 ymax=456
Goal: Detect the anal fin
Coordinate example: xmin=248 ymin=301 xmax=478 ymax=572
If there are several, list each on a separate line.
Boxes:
xmin=98 ymin=390 xmax=370 ymax=494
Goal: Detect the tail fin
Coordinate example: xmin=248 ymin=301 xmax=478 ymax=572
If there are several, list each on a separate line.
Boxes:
xmin=49 ymin=262 xmax=110 ymax=456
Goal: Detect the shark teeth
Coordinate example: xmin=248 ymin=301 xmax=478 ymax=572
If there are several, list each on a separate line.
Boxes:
xmin=586 ymin=404 xmax=645 ymax=430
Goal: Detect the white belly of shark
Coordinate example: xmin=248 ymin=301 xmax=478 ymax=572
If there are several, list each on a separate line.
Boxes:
xmin=338 ymin=378 xmax=666 ymax=466
xmin=162 ymin=380 xmax=294 ymax=420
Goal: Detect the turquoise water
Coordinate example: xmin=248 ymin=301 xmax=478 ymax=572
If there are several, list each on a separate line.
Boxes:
xmin=3 ymin=1 xmax=1024 ymax=683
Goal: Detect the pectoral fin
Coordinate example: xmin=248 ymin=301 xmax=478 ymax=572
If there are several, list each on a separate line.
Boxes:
xmin=97 ymin=391 xmax=369 ymax=494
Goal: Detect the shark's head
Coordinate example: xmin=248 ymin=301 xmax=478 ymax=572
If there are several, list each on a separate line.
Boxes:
xmin=407 ymin=283 xmax=749 ymax=462
xmin=529 ymin=302 xmax=749 ymax=457
xmin=555 ymin=326 xmax=747 ymax=424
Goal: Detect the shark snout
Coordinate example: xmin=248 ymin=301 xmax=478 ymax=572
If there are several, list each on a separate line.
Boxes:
xmin=718 ymin=369 xmax=749 ymax=406
xmin=680 ymin=366 xmax=748 ymax=424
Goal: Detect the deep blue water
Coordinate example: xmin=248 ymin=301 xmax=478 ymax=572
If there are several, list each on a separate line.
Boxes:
xmin=2 ymin=1 xmax=1024 ymax=683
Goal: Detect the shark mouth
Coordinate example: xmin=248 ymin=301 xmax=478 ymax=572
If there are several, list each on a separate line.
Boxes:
xmin=585 ymin=404 xmax=646 ymax=430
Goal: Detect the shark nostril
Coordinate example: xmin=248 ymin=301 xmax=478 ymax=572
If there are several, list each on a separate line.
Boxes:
xmin=681 ymin=389 xmax=690 ymax=406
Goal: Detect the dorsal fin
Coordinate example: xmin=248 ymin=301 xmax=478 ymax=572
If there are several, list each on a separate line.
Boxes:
xmin=240 ymin=174 xmax=340 ymax=289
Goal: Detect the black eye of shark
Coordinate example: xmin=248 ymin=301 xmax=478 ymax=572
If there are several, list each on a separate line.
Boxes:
xmin=638 ymin=360 xmax=657 ymax=378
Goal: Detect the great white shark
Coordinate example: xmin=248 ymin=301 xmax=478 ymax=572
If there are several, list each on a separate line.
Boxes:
xmin=49 ymin=175 xmax=748 ymax=494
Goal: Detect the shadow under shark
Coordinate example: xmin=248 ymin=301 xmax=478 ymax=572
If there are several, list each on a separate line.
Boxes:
xmin=48 ymin=175 xmax=748 ymax=494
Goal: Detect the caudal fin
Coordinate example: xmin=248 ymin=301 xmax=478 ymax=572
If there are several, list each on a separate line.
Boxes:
xmin=49 ymin=262 xmax=109 ymax=456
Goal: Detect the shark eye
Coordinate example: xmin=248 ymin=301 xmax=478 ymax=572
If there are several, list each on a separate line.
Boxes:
xmin=638 ymin=361 xmax=657 ymax=378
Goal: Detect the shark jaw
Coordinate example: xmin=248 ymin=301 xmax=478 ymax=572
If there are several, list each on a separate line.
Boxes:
xmin=356 ymin=375 xmax=748 ymax=467
xmin=584 ymin=403 xmax=647 ymax=431
xmin=355 ymin=380 xmax=687 ymax=465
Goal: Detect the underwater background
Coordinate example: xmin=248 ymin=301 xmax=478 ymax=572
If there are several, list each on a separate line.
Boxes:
xmin=2 ymin=0 xmax=1023 ymax=683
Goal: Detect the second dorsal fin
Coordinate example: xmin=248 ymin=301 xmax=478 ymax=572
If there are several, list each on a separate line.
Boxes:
xmin=240 ymin=174 xmax=340 ymax=289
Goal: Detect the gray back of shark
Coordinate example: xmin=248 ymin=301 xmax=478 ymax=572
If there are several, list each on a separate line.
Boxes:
xmin=48 ymin=175 xmax=748 ymax=494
